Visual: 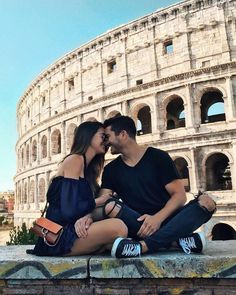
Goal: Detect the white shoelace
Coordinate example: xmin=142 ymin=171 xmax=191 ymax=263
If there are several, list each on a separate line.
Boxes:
xmin=121 ymin=243 xmax=141 ymax=257
xmin=179 ymin=237 xmax=197 ymax=254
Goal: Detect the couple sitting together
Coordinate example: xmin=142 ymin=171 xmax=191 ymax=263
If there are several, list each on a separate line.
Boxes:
xmin=31 ymin=116 xmax=216 ymax=258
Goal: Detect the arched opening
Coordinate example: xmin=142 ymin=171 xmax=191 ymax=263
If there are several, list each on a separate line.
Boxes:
xmin=32 ymin=140 xmax=37 ymax=162
xmin=200 ymin=91 xmax=225 ymax=124
xmin=29 ymin=180 xmax=35 ymax=203
xmin=137 ymin=106 xmax=152 ymax=135
xmin=166 ymin=96 xmax=185 ymax=130
xmin=86 ymin=117 xmax=97 ymax=122
xmin=211 ymin=223 xmax=236 ymax=240
xmin=206 ymin=153 xmax=232 ymax=191
xmin=107 ymin=111 xmax=121 ymax=119
xmin=51 ymin=129 xmax=61 ymax=155
xmin=66 ymin=123 xmax=77 ymax=151
xmin=174 ymin=157 xmax=190 ymax=192
xmin=41 ymin=135 xmax=47 ymax=159
xmin=39 ymin=178 xmax=46 ymax=202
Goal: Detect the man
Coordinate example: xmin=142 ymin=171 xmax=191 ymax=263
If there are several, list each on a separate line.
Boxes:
xmin=98 ymin=115 xmax=216 ymax=258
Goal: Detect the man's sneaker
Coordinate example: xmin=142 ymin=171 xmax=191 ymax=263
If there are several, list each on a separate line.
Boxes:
xmin=178 ymin=232 xmax=206 ymax=254
xmin=111 ymin=237 xmax=141 ymax=258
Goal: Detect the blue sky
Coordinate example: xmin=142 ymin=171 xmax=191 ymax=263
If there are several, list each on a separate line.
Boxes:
xmin=0 ymin=0 xmax=179 ymax=191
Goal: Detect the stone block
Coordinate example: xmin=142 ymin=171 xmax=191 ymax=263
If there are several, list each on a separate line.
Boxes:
xmin=89 ymin=241 xmax=236 ymax=279
xmin=0 ymin=246 xmax=89 ymax=279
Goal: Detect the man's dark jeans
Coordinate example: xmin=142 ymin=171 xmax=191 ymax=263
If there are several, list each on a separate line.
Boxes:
xmin=117 ymin=198 xmax=214 ymax=253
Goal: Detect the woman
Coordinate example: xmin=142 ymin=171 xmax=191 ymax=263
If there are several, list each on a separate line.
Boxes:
xmin=31 ymin=121 xmax=127 ymax=256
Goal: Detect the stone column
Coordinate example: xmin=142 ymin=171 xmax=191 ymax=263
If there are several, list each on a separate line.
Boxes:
xmin=77 ymin=114 xmax=82 ymax=125
xmin=225 ymin=76 xmax=235 ymax=120
xmin=47 ymin=77 xmax=52 ymax=117
xmin=29 ymin=138 xmax=32 ymax=167
xmin=26 ymin=177 xmax=30 ymax=210
xmin=47 ymin=127 xmax=51 ymax=161
xmin=98 ymin=49 xmax=105 ymax=97
xmin=150 ymin=95 xmax=158 ymax=134
xmin=37 ymin=133 xmax=40 ymax=165
xmin=230 ymin=140 xmax=236 ymax=195
xmin=189 ymin=147 xmax=200 ymax=194
xmin=79 ymin=58 xmax=84 ymax=103
xmin=61 ymin=67 xmax=67 ymax=110
xmin=98 ymin=108 xmax=104 ymax=122
xmin=122 ymin=37 xmax=130 ymax=88
xmin=34 ymin=174 xmax=39 ymax=210
xmin=61 ymin=121 xmax=66 ymax=157
xmin=121 ymin=100 xmax=130 ymax=116
xmin=151 ymin=25 xmax=159 ymax=80
xmin=185 ymin=84 xmax=195 ymax=130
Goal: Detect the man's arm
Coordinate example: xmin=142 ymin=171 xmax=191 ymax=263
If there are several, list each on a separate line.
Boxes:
xmin=137 ymin=179 xmax=186 ymax=238
xmin=96 ymin=188 xmax=113 ymax=206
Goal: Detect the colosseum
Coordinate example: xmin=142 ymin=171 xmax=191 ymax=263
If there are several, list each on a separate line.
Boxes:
xmin=14 ymin=0 xmax=236 ymax=240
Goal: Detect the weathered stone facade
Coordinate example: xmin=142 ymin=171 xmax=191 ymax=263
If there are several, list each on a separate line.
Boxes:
xmin=15 ymin=0 xmax=236 ymax=239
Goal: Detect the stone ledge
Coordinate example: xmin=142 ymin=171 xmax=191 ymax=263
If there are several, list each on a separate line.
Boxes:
xmin=0 ymin=241 xmax=235 ymax=280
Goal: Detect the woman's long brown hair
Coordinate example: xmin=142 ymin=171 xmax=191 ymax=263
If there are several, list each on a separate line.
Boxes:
xmin=64 ymin=121 xmax=104 ymax=194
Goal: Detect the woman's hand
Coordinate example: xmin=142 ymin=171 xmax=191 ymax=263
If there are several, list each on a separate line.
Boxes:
xmin=95 ymin=193 xmax=112 ymax=206
xmin=74 ymin=214 xmax=93 ymax=238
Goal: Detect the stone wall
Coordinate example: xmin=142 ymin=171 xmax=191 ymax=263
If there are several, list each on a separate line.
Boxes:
xmin=0 ymin=241 xmax=236 ymax=294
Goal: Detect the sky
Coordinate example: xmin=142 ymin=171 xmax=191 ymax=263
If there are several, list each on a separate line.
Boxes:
xmin=0 ymin=0 xmax=179 ymax=191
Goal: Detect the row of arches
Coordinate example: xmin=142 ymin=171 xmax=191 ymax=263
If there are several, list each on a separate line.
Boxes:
xmin=174 ymin=152 xmax=232 ymax=192
xmin=17 ymin=178 xmax=46 ymax=204
xmin=16 ymin=151 xmax=233 ymax=208
xmin=19 ymin=123 xmax=77 ymax=168
xmin=18 ymin=88 xmax=226 ymax=168
xmin=85 ymin=89 xmax=226 ymax=135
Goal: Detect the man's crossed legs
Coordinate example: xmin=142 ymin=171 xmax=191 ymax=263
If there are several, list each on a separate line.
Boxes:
xmin=104 ymin=195 xmax=216 ymax=258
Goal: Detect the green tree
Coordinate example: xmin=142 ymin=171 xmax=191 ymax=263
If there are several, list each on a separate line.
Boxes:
xmin=6 ymin=223 xmax=37 ymax=245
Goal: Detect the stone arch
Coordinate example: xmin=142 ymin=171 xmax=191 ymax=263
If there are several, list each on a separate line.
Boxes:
xmin=200 ymin=88 xmax=225 ymax=124
xmin=51 ymin=129 xmax=61 ymax=155
xmin=38 ymin=178 xmax=46 ymax=202
xmin=131 ymin=103 xmax=152 ymax=135
xmin=66 ymin=123 xmax=77 ymax=151
xmin=205 ymin=152 xmax=232 ymax=191
xmin=164 ymin=95 xmax=185 ymax=130
xmin=86 ymin=117 xmax=97 ymax=122
xmin=32 ymin=140 xmax=37 ymax=162
xmin=211 ymin=223 xmax=236 ymax=240
xmin=106 ymin=111 xmax=122 ymax=119
xmin=29 ymin=180 xmax=35 ymax=203
xmin=23 ymin=182 xmax=27 ymax=204
xmin=173 ymin=156 xmax=191 ymax=192
xmin=41 ymin=135 xmax=47 ymax=159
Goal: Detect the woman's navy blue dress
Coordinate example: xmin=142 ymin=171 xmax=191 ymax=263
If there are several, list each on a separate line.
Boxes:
xmin=31 ymin=176 xmax=96 ymax=256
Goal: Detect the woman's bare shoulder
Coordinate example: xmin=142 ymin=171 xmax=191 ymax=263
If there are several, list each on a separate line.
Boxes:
xmin=59 ymin=154 xmax=84 ymax=178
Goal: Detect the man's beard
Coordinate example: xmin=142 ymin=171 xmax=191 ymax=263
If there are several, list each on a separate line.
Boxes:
xmin=110 ymin=145 xmax=120 ymax=154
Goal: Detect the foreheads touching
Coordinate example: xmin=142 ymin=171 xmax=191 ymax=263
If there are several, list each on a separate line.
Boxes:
xmin=103 ymin=116 xmax=136 ymax=139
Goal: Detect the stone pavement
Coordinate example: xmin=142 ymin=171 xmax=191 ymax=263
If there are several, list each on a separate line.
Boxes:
xmin=0 ymin=241 xmax=235 ymax=280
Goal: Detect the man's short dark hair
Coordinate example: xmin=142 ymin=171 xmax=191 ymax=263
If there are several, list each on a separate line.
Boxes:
xmin=103 ymin=116 xmax=136 ymax=139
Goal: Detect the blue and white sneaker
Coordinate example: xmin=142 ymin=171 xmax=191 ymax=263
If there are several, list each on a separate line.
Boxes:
xmin=111 ymin=237 xmax=141 ymax=258
xmin=178 ymin=232 xmax=206 ymax=254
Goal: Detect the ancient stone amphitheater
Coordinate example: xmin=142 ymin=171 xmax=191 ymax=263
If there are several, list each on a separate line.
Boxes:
xmin=14 ymin=0 xmax=236 ymax=239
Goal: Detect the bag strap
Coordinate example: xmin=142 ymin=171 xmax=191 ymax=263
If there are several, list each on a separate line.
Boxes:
xmin=41 ymin=202 xmax=48 ymax=217
xmin=82 ymin=154 xmax=87 ymax=178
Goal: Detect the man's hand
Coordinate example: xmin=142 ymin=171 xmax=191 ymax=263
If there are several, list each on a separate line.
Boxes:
xmin=74 ymin=214 xmax=93 ymax=238
xmin=137 ymin=214 xmax=162 ymax=238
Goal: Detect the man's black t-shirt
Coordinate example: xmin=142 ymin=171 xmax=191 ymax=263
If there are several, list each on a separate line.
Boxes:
xmin=101 ymin=147 xmax=180 ymax=215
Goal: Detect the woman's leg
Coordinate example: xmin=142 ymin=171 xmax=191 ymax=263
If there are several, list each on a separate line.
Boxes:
xmin=67 ymin=218 xmax=127 ymax=256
